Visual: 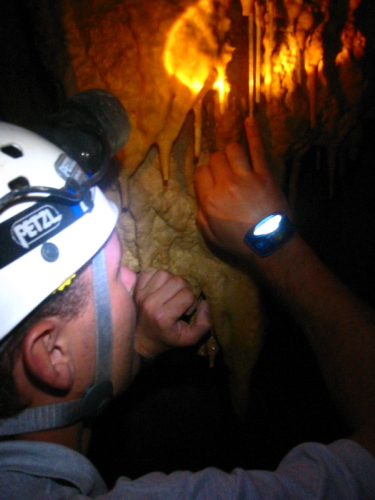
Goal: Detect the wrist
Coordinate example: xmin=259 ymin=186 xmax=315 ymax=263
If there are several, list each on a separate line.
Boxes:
xmin=244 ymin=212 xmax=296 ymax=257
xmin=135 ymin=334 xmax=169 ymax=360
xmin=251 ymin=234 xmax=318 ymax=292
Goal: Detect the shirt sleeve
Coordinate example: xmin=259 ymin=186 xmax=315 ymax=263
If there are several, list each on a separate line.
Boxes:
xmin=100 ymin=439 xmax=375 ymax=500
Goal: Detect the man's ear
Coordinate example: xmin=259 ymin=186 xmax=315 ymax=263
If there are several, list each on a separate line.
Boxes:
xmin=22 ymin=318 xmax=75 ymax=393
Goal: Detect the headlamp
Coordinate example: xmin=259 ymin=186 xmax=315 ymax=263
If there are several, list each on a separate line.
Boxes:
xmin=244 ymin=212 xmax=296 ymax=257
xmin=0 ymin=89 xmax=130 ymax=434
xmin=0 ymin=89 xmax=130 ymax=213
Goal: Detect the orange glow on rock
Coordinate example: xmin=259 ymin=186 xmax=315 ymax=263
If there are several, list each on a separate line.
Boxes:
xmin=271 ymin=34 xmax=299 ymax=95
xmin=163 ymin=0 xmax=233 ymax=112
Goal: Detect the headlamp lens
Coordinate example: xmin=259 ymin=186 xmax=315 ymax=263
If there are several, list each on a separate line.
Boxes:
xmin=244 ymin=212 xmax=296 ymax=257
xmin=253 ymin=214 xmax=282 ymax=236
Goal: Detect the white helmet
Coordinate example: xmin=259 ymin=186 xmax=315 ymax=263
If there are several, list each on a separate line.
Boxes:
xmin=0 ymin=91 xmax=130 ymax=436
xmin=0 ymin=121 xmax=118 ymax=342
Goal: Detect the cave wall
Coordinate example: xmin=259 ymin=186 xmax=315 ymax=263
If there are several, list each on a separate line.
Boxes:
xmin=1 ymin=0 xmax=375 ymax=484
xmin=63 ymin=0 xmax=267 ymax=416
xmin=59 ymin=0 xmax=375 ymax=418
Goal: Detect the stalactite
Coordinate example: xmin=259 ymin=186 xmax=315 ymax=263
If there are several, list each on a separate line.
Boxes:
xmin=192 ymin=70 xmax=219 ymax=160
xmin=248 ymin=13 xmax=255 ymax=116
xmin=255 ymin=2 xmax=262 ymax=104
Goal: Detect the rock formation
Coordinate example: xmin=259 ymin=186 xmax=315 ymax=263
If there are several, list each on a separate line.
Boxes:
xmin=61 ymin=0 xmax=372 ymax=413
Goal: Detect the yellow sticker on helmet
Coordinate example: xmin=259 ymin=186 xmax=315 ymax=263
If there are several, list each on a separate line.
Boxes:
xmin=53 ymin=274 xmax=77 ymax=294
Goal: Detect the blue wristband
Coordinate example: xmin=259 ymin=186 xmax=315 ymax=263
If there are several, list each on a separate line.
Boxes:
xmin=244 ymin=212 xmax=296 ymax=257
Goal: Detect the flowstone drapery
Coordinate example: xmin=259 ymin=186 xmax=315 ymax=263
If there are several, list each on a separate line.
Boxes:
xmin=62 ymin=0 xmax=372 ymax=413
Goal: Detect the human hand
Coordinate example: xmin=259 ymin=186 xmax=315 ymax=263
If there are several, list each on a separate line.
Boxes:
xmin=194 ymin=117 xmax=290 ymax=258
xmin=133 ymin=268 xmax=212 ymax=359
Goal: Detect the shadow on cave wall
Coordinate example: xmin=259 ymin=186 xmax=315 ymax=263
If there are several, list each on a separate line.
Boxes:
xmin=1 ymin=0 xmax=375 ymax=487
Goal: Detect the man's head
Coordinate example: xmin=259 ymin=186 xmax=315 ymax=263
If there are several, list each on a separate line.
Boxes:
xmin=0 ymin=265 xmax=90 ymax=419
xmin=0 ymin=111 xmax=132 ymax=436
xmin=0 ymin=121 xmax=118 ymax=339
xmin=0 ymin=230 xmax=138 ymax=421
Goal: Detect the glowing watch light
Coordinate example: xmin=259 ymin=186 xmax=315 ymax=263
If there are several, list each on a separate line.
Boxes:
xmin=244 ymin=212 xmax=296 ymax=257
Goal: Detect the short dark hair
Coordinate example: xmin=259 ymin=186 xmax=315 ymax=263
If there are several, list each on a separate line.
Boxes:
xmin=0 ymin=267 xmax=90 ymax=420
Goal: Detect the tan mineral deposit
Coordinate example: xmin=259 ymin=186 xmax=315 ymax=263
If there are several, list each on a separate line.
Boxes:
xmin=61 ymin=0 xmax=369 ymax=413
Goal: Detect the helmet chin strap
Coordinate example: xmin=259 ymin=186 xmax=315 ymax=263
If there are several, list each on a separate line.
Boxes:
xmin=0 ymin=247 xmax=113 ymax=437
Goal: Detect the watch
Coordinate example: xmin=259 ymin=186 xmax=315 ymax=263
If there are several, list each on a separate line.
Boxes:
xmin=244 ymin=212 xmax=296 ymax=257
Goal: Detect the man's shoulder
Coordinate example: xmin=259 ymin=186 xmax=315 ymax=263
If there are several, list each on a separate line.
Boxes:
xmin=273 ymin=439 xmax=375 ymax=498
xmin=1 ymin=439 xmax=374 ymax=499
xmin=0 ymin=440 xmax=107 ymax=499
xmin=109 ymin=439 xmax=375 ymax=499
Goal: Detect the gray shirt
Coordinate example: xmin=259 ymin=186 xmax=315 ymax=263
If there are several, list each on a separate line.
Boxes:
xmin=0 ymin=439 xmax=374 ymax=499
